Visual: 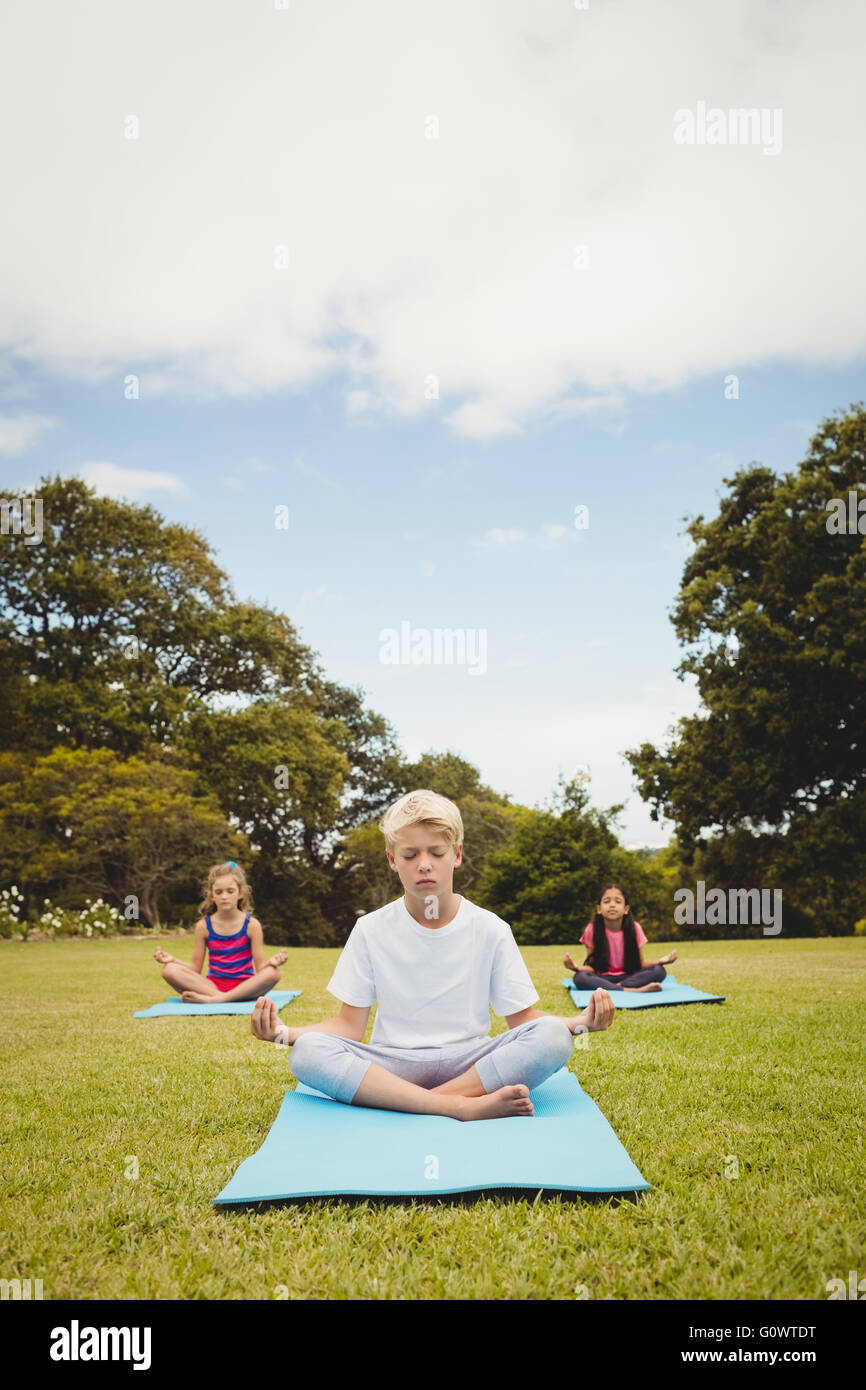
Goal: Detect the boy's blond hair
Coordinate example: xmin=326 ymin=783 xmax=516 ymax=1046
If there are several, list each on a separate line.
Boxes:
xmin=379 ymin=789 xmax=464 ymax=854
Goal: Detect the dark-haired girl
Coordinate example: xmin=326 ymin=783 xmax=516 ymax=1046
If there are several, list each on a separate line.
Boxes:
xmin=563 ymin=883 xmax=677 ymax=992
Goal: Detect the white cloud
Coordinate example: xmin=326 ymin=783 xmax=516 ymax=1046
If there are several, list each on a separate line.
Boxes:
xmin=77 ymin=462 xmax=188 ymax=500
xmin=0 ymin=412 xmax=58 ymax=455
xmin=442 ymin=400 xmax=521 ymax=440
xmin=474 ymin=522 xmax=572 ymax=550
xmin=1 ymin=2 xmax=864 ymax=437
xmin=475 ymin=527 xmax=527 ymax=549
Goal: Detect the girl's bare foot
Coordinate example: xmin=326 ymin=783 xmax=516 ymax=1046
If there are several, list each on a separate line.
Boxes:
xmin=455 ymin=1085 xmax=534 ymax=1121
xmin=181 ymin=989 xmax=221 ymax=1003
xmin=265 ymin=948 xmax=288 ymax=968
xmin=153 ymin=947 xmax=176 ymax=965
xmin=563 ymin=952 xmax=578 ymax=971
xmin=623 ymin=982 xmax=663 ymax=992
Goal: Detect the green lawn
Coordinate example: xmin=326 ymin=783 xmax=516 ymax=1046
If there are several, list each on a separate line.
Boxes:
xmin=2 ymin=937 xmax=863 ymax=1300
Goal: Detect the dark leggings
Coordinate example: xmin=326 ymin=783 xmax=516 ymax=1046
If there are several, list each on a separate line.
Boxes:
xmin=572 ymin=962 xmax=667 ymax=991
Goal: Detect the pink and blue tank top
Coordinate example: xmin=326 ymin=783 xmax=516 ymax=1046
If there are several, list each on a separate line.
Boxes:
xmin=206 ymin=914 xmax=254 ymax=979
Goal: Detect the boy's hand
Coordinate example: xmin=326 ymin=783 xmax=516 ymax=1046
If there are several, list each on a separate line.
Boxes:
xmin=574 ymin=988 xmax=614 ymax=1032
xmin=252 ymin=996 xmax=293 ymax=1044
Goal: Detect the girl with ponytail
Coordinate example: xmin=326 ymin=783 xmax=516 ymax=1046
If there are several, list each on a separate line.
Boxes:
xmin=563 ymin=882 xmax=677 ymax=992
xmin=153 ymin=860 xmax=287 ymax=1002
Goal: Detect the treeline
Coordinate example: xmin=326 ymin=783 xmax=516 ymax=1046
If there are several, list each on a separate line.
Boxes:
xmin=3 ymin=400 xmax=865 ymax=944
xmin=0 ymin=475 xmax=656 ymax=944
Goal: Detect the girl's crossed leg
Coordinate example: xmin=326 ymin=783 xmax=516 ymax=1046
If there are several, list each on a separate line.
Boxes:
xmin=154 ymin=946 xmax=287 ymax=1002
xmin=566 ymin=961 xmax=667 ymax=992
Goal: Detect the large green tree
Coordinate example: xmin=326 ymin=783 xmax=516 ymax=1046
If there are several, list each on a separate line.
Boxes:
xmin=0 ymin=746 xmax=241 ymax=927
xmin=0 ymin=475 xmax=405 ymax=938
xmin=0 ymin=475 xmax=317 ymax=756
xmin=626 ymin=403 xmax=866 ymax=930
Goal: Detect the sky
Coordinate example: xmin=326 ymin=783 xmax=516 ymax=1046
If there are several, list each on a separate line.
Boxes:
xmin=1 ymin=0 xmax=865 ymax=844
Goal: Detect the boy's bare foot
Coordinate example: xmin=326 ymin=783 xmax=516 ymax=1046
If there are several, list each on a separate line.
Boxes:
xmin=153 ymin=947 xmax=177 ymax=965
xmin=574 ymin=988 xmax=615 ymax=1032
xmin=265 ymin=948 xmax=288 ymax=969
xmin=624 ymin=983 xmax=663 ymax=992
xmin=455 ymin=1084 xmax=534 ymax=1121
xmin=563 ymin=952 xmax=578 ymax=971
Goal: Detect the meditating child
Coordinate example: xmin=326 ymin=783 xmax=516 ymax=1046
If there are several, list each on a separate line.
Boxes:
xmin=153 ymin=860 xmax=287 ymax=1003
xmin=251 ymin=789 xmax=614 ymax=1121
xmin=563 ymin=882 xmax=677 ymax=992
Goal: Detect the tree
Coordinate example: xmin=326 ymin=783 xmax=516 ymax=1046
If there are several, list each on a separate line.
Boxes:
xmin=474 ymin=774 xmax=668 ymax=943
xmin=625 ymin=402 xmax=866 ymax=932
xmin=0 ymin=475 xmax=319 ymax=758
xmin=0 ymin=475 xmax=407 ymax=938
xmin=0 ymin=746 xmax=242 ymax=927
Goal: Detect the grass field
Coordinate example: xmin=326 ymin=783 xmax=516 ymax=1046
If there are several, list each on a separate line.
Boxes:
xmin=2 ymin=937 xmax=863 ymax=1300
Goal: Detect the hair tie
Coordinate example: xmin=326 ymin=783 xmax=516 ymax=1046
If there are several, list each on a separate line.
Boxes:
xmin=226 ymin=860 xmax=238 ymax=867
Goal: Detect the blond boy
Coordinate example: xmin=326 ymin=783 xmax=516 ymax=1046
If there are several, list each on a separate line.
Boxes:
xmin=252 ymin=790 xmax=613 ymax=1119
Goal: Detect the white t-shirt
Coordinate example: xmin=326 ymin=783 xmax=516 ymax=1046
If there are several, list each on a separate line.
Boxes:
xmin=326 ymin=895 xmax=539 ymax=1048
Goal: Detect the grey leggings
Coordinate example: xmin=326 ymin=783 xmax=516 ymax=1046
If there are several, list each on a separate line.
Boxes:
xmin=572 ymin=962 xmax=667 ymax=991
xmin=288 ymin=1016 xmax=575 ymax=1105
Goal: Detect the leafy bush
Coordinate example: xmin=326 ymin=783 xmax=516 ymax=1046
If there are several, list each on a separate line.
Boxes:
xmin=11 ymin=894 xmax=127 ymax=939
xmin=0 ymin=885 xmax=23 ymax=938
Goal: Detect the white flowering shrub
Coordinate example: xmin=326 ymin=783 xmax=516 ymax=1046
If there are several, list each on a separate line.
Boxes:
xmin=7 ymin=893 xmax=128 ymax=939
xmin=0 ymin=885 xmax=23 ymax=938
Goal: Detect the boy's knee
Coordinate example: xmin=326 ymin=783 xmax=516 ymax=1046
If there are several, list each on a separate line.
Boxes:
xmin=534 ymin=1016 xmax=574 ymax=1064
xmin=289 ymin=1032 xmax=332 ymax=1081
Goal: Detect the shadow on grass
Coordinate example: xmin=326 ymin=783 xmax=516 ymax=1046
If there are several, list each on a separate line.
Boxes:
xmin=214 ymin=1188 xmax=645 ymax=1211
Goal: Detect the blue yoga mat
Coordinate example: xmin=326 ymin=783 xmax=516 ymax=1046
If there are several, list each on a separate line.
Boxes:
xmin=213 ymin=1066 xmax=649 ymax=1202
xmin=134 ymin=989 xmax=301 ymax=1018
xmin=562 ymin=973 xmax=724 ymax=1009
